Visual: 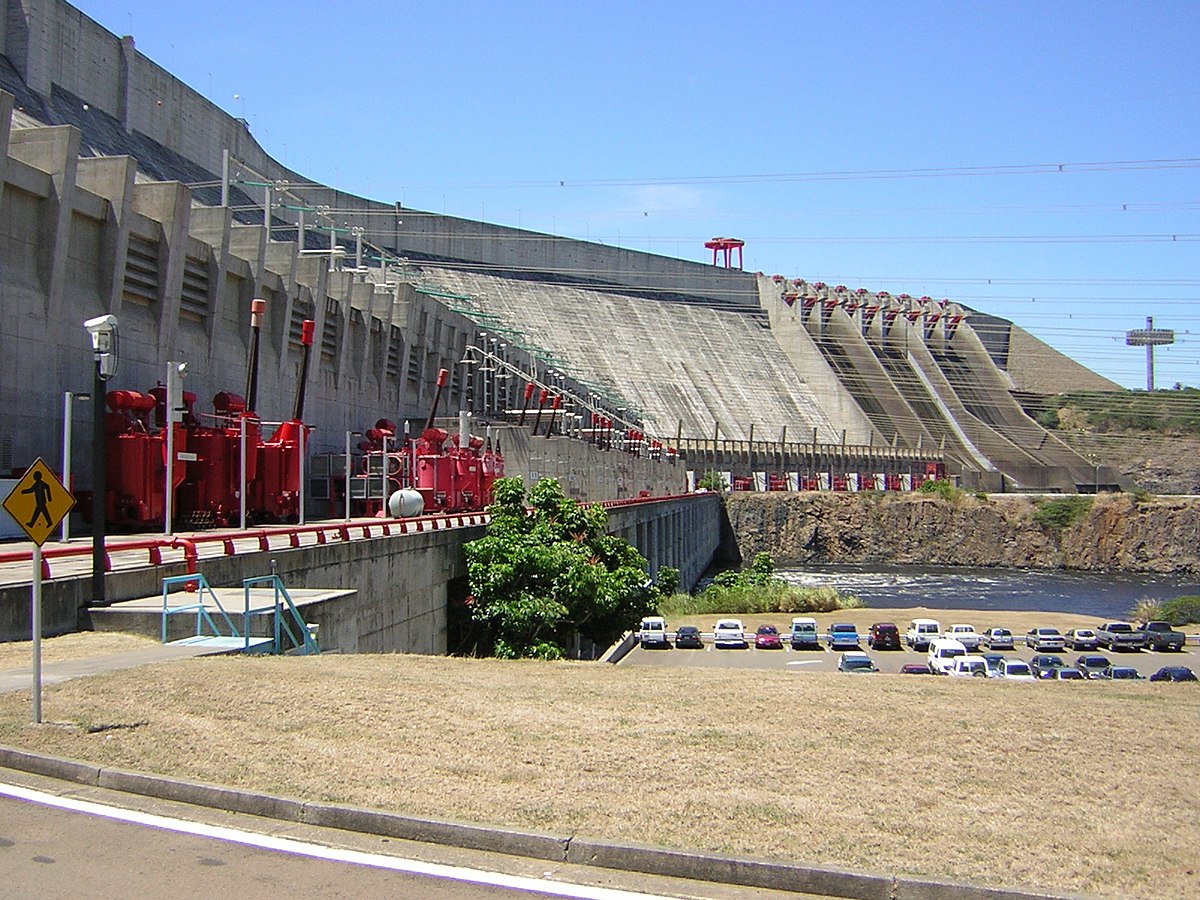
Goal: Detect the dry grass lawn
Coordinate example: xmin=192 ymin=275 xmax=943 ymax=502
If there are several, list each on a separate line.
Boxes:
xmin=0 ymin=624 xmax=1197 ymax=899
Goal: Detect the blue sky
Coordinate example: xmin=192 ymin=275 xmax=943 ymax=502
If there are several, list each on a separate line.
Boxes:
xmin=77 ymin=1 xmax=1199 ymax=389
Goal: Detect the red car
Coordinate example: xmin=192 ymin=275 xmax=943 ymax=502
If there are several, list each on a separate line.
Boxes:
xmin=754 ymin=624 xmax=783 ymax=649
xmin=867 ymin=622 xmax=901 ymax=651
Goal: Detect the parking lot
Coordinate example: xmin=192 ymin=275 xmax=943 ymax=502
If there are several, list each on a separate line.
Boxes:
xmin=621 ymin=618 xmax=1198 ymax=679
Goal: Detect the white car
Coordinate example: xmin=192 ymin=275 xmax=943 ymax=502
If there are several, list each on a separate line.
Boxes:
xmin=997 ymin=659 xmax=1036 ymax=681
xmin=713 ymin=619 xmax=747 ymax=649
xmin=950 ymin=655 xmax=990 ymax=678
xmin=945 ymin=624 xmax=981 ymax=651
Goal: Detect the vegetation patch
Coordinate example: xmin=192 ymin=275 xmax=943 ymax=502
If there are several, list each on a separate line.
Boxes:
xmin=658 ymin=552 xmax=864 ymax=616
xmin=1028 ymin=387 xmax=1200 ymax=434
xmin=461 ymin=477 xmax=657 ymax=659
xmin=1139 ymin=595 xmax=1200 ymax=626
xmin=1032 ymin=496 xmax=1093 ymax=531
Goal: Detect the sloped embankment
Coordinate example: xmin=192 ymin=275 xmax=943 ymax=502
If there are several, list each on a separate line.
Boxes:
xmin=724 ymin=491 xmax=1200 ymax=574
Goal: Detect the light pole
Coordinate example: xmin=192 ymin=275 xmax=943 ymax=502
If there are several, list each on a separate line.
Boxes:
xmin=60 ymin=391 xmax=91 ymax=542
xmin=164 ymin=361 xmax=187 ymax=536
xmin=344 ymin=430 xmax=361 ymax=520
xmin=84 ymin=314 xmax=119 ymax=606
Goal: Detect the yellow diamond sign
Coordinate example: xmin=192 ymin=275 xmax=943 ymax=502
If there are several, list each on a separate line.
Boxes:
xmin=3 ymin=458 xmax=75 ymax=546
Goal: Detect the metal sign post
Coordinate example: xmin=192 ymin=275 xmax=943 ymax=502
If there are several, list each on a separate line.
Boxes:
xmin=3 ymin=458 xmax=75 ymax=724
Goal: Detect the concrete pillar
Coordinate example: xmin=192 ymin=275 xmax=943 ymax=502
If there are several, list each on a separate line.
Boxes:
xmin=77 ymin=155 xmax=138 ymax=320
xmin=188 ymin=205 xmax=233 ymax=355
xmin=7 ymin=124 xmax=80 ymax=317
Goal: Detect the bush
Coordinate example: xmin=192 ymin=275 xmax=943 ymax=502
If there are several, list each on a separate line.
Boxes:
xmin=697 ymin=470 xmax=728 ymax=492
xmin=658 ymin=582 xmax=863 ymax=617
xmin=1130 ymin=598 xmax=1164 ymax=623
xmin=656 ymin=566 xmax=680 ymax=596
xmin=1032 ymin=496 xmax=1093 ymax=531
xmin=918 ymin=478 xmax=959 ymax=500
xmin=1158 ymin=596 xmax=1200 ymax=626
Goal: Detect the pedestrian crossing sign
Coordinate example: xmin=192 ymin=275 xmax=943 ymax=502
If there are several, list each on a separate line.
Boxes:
xmin=2 ymin=458 xmax=75 ymax=546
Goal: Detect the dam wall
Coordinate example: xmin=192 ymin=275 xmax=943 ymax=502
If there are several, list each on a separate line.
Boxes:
xmin=1 ymin=494 xmax=723 ymax=646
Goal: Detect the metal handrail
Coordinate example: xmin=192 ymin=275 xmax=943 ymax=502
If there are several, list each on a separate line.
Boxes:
xmin=160 ymin=573 xmax=239 ymax=643
xmin=242 ymin=574 xmax=319 ymax=655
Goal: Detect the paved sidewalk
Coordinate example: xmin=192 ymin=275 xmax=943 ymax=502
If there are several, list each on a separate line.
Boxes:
xmin=0 ymin=642 xmax=230 ymax=693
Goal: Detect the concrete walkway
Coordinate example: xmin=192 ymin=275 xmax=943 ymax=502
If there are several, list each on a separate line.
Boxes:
xmin=0 ymin=642 xmax=232 ymax=693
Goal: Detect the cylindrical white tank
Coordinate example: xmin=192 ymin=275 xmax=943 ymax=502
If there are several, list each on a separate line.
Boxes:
xmin=388 ymin=488 xmax=425 ymax=518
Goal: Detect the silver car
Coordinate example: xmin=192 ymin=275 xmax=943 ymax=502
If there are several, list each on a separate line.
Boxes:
xmin=982 ymin=627 xmax=1014 ymax=650
xmin=1026 ymin=627 xmax=1066 ymax=652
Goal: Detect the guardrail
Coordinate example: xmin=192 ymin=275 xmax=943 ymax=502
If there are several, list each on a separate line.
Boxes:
xmin=0 ymin=492 xmax=705 ymax=582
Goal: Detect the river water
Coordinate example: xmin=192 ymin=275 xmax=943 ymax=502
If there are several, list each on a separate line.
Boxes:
xmin=778 ymin=564 xmax=1200 ymax=620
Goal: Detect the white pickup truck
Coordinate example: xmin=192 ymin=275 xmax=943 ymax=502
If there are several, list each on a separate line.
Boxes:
xmin=945 ymin=624 xmax=982 ymax=651
xmin=638 ymin=616 xmax=668 ymax=647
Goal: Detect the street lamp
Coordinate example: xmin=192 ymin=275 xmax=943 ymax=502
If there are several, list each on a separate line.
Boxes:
xmin=84 ymin=315 xmax=119 ymax=605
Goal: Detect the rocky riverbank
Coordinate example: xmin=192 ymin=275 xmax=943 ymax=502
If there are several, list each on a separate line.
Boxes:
xmin=723 ymin=491 xmax=1200 ymax=575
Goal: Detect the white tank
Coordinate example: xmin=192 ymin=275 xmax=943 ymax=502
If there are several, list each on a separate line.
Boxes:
xmin=388 ymin=489 xmax=425 ymax=518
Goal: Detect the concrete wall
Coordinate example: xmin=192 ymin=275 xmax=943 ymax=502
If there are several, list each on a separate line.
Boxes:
xmin=1 ymin=495 xmax=723 ymax=646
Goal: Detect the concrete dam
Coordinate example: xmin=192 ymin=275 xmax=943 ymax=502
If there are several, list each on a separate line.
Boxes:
xmin=0 ymin=0 xmax=1137 ymax=651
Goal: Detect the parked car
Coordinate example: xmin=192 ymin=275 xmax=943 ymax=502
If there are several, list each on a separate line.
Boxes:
xmin=1096 ymin=665 xmax=1144 ymax=680
xmin=1026 ymin=627 xmax=1067 ymax=652
xmin=981 ymin=627 xmax=1014 ymax=650
xmin=674 ymin=625 xmax=704 ymax=649
xmin=1097 ymin=622 xmax=1146 ymax=652
xmin=905 ymin=618 xmax=942 ymax=651
xmin=950 ymin=655 xmax=989 ymax=678
xmin=867 ymin=622 xmax=901 ymax=651
xmin=789 ymin=617 xmax=821 ymax=650
xmin=827 ymin=623 xmax=860 ymax=650
xmin=1063 ymin=628 xmax=1099 ymax=651
xmin=755 ymin=624 xmax=783 ymax=650
xmin=838 ymin=651 xmax=878 ymax=673
xmin=998 ymin=660 xmax=1036 ymax=681
xmin=982 ymin=653 xmax=1007 ymax=677
xmin=928 ymin=638 xmax=968 ymax=675
xmin=638 ymin=616 xmax=669 ymax=648
xmin=1073 ymin=655 xmax=1113 ymax=679
xmin=1149 ymin=666 xmax=1198 ymax=683
xmin=945 ymin=624 xmax=982 ymax=651
xmin=1051 ymin=667 xmax=1086 ymax=681
xmin=1029 ymin=654 xmax=1066 ymax=678
xmin=900 ymin=663 xmax=934 ymax=675
xmin=1138 ymin=621 xmax=1186 ymax=652
xmin=713 ymin=619 xmax=747 ymax=649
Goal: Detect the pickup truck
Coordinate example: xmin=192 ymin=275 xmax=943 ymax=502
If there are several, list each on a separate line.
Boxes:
xmin=1138 ymin=621 xmax=1186 ymax=652
xmin=1096 ymin=621 xmax=1146 ymax=652
xmin=945 ymin=624 xmax=982 ymax=651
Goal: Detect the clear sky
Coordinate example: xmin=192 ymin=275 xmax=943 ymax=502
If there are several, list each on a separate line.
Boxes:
xmin=76 ymin=0 xmax=1199 ymax=390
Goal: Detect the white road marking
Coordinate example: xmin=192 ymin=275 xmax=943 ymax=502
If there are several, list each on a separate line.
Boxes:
xmin=785 ymin=660 xmax=824 ymax=666
xmin=0 ymin=782 xmax=668 ymax=899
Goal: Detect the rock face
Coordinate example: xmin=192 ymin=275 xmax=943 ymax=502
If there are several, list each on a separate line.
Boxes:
xmin=724 ymin=492 xmax=1200 ymax=575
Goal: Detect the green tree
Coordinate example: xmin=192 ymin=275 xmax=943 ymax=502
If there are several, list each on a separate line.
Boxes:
xmin=464 ymin=477 xmax=656 ymax=659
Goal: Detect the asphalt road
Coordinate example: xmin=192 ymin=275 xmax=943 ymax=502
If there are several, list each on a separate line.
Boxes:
xmin=622 ymin=636 xmax=1196 ymax=678
xmin=0 ymin=773 xmax=817 ymax=900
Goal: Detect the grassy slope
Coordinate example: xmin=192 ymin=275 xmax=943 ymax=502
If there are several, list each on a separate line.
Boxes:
xmin=0 ymin=634 xmax=1197 ymax=899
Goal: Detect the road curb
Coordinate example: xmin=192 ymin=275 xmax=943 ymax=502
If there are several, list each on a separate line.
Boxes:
xmin=302 ymin=801 xmax=569 ymax=861
xmin=0 ymin=745 xmax=1096 ymax=900
xmin=567 ymin=838 xmax=894 ymax=900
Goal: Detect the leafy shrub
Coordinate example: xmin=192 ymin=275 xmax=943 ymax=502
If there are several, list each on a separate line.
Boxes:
xmin=918 ymin=478 xmax=959 ymax=500
xmin=697 ymin=470 xmax=728 ymax=492
xmin=655 ymin=566 xmax=680 ymax=596
xmin=658 ymin=583 xmax=863 ymax=617
xmin=1158 ymin=596 xmax=1200 ymax=626
xmin=1032 ymin=496 xmax=1093 ymax=531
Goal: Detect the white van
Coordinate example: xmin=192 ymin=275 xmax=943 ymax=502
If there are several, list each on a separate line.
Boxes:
xmin=928 ymin=638 xmax=968 ymax=675
xmin=789 ymin=617 xmax=820 ymax=650
xmin=713 ymin=618 xmax=747 ymax=649
xmin=639 ymin=616 xmax=668 ymax=647
xmin=906 ymin=618 xmax=942 ymax=651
